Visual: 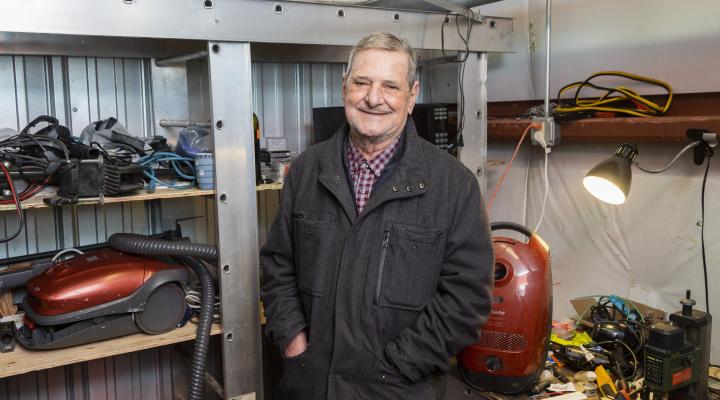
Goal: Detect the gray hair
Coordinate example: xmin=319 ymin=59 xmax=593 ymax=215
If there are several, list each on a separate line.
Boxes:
xmin=345 ymin=32 xmax=418 ymax=89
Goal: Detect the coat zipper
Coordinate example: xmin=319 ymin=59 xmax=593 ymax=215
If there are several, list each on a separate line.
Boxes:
xmin=375 ymin=231 xmax=391 ymax=304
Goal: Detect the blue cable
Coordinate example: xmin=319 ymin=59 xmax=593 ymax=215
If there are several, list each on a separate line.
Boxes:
xmin=138 ymin=152 xmax=196 ymax=191
xmin=607 ymin=295 xmax=642 ymax=322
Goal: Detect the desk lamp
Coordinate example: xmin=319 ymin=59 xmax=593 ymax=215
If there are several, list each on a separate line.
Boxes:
xmin=583 ymin=129 xmax=718 ymax=205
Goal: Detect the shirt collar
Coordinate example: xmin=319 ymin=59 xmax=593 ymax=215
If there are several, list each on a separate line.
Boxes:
xmin=347 ymin=133 xmax=402 ymax=178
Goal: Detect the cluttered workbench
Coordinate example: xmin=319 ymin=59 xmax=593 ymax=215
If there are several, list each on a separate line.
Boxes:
xmin=448 ymin=224 xmax=716 ymax=400
xmin=452 ymin=292 xmax=714 ymax=400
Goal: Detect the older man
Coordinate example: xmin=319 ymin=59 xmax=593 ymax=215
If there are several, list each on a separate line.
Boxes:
xmin=260 ymin=32 xmax=494 ymax=400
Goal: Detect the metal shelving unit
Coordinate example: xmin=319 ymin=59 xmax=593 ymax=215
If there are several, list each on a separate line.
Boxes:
xmin=1 ymin=1 xmax=512 ymax=399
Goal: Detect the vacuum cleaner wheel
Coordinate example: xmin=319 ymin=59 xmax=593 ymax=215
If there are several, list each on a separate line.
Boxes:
xmin=134 ymin=283 xmax=187 ymax=334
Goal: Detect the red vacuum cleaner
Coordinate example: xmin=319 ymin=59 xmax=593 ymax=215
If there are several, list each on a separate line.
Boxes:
xmin=459 ymin=222 xmax=552 ymax=394
xmin=18 ymin=248 xmax=191 ymax=349
xmin=14 ymin=233 xmax=218 ymax=400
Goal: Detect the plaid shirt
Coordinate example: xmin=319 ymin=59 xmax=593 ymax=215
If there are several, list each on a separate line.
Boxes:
xmin=347 ymin=135 xmax=401 ymax=214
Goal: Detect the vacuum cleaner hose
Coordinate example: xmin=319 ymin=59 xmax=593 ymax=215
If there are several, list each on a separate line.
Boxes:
xmin=108 ymin=233 xmax=218 ymax=260
xmin=108 ymin=233 xmax=217 ymax=400
xmin=180 ymin=256 xmax=215 ymax=400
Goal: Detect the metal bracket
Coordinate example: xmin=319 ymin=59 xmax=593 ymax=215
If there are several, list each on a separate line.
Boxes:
xmin=530 ymin=116 xmax=561 ymax=148
xmin=421 ymin=0 xmax=485 ymax=22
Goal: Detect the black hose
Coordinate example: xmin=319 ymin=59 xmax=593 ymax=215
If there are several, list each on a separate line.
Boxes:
xmin=108 ymin=233 xmax=217 ymax=400
xmin=108 ymin=233 xmax=217 ymax=260
xmin=179 ymin=256 xmax=215 ymax=400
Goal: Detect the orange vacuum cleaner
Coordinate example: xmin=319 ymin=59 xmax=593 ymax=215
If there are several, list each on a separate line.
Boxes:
xmin=459 ymin=222 xmax=552 ymax=394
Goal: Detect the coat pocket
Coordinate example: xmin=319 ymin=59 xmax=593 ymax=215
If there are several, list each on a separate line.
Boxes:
xmin=375 ymin=222 xmax=445 ymax=310
xmin=293 ymin=213 xmax=337 ymax=296
xmin=280 ymin=348 xmax=314 ymax=400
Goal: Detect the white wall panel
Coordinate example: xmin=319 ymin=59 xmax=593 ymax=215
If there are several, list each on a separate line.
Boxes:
xmin=478 ymin=0 xmax=720 ymax=101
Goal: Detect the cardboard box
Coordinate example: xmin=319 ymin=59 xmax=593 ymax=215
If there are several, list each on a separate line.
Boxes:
xmin=570 ymin=296 xmax=666 ymax=328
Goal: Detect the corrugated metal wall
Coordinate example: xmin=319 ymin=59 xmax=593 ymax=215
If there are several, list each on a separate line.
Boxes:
xmin=252 ymin=62 xmax=345 ymax=155
xmin=0 ymin=54 xmax=341 ymax=399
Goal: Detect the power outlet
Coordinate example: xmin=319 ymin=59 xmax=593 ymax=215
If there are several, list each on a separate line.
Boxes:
xmin=530 ymin=117 xmax=561 ymax=147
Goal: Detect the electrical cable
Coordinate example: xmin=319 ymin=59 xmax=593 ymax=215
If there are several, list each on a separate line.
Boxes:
xmin=0 ymin=161 xmax=24 ymax=243
xmin=0 ymin=181 xmax=48 ymax=204
xmin=534 ymin=147 xmax=550 ymax=232
xmin=554 ymin=71 xmax=673 ymax=118
xmin=634 ymin=141 xmax=700 ymax=174
xmin=0 ymin=121 xmax=72 ymax=205
xmin=455 ymin=14 xmax=472 ymax=149
xmin=700 ymin=151 xmax=712 ymax=313
xmin=51 ymin=248 xmax=84 ymax=262
xmin=138 ymin=152 xmax=196 ymax=190
xmin=487 ymin=123 xmax=539 ymax=210
xmin=439 ymin=12 xmax=472 ymax=152
xmin=186 ymin=283 xmax=221 ymax=324
xmin=596 ymin=340 xmax=638 ymax=380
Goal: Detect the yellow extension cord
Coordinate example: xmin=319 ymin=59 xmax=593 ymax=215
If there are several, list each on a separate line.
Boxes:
xmin=555 ymin=71 xmax=673 ymax=117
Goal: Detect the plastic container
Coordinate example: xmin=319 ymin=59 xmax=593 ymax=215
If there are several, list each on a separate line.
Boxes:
xmin=194 ymin=153 xmax=215 ymax=190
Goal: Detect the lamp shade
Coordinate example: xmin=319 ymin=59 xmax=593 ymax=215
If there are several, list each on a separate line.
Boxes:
xmin=583 ymin=143 xmax=638 ymax=205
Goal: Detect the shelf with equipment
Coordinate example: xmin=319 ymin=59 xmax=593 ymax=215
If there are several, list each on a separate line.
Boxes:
xmin=0 ymin=322 xmax=222 ymax=379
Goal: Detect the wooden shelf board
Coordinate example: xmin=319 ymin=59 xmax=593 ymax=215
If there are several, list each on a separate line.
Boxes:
xmin=488 ymin=115 xmax=720 ymax=142
xmin=0 ymin=322 xmax=222 ymax=379
xmin=0 ymin=183 xmax=283 ymax=212
xmin=256 ymin=183 xmax=283 ymax=192
xmin=0 ymin=188 xmax=215 ymax=212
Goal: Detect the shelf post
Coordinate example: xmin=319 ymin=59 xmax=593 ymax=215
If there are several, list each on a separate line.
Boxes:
xmin=207 ymin=41 xmax=262 ymax=400
xmin=458 ymin=52 xmax=489 ymax=196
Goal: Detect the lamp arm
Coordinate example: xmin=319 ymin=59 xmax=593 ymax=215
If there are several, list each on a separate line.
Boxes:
xmin=633 ymin=141 xmax=700 ymax=174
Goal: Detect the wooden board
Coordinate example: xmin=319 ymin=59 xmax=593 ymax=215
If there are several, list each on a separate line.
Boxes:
xmin=0 ymin=184 xmax=283 ymax=212
xmin=0 ymin=188 xmax=216 ymax=212
xmin=0 ymin=322 xmax=222 ymax=378
xmin=256 ymin=183 xmax=283 ymax=192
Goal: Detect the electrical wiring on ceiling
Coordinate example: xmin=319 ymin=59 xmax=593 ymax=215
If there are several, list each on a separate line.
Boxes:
xmin=554 ymin=71 xmax=673 ymax=118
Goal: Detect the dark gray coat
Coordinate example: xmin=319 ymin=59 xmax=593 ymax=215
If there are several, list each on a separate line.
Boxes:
xmin=260 ymin=119 xmax=494 ymax=400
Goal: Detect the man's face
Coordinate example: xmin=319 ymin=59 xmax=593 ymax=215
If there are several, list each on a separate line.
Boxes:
xmin=343 ymin=49 xmax=419 ymax=143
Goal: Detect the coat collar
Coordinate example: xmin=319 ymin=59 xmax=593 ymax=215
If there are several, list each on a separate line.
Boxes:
xmin=318 ymin=117 xmax=429 ymax=223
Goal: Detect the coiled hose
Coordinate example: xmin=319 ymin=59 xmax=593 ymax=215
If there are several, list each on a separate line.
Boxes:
xmin=108 ymin=233 xmax=217 ymax=400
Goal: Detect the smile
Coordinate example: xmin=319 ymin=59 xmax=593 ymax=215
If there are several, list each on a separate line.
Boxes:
xmin=359 ymin=109 xmax=391 ymax=115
